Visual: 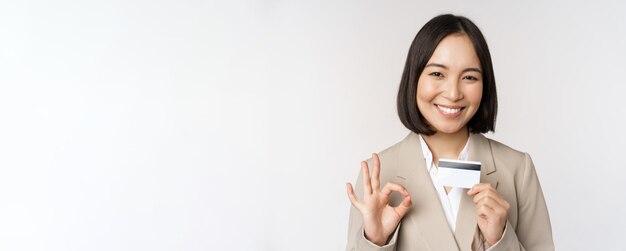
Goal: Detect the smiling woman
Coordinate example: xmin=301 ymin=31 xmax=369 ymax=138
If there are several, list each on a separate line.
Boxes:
xmin=416 ymin=34 xmax=484 ymax=135
xmin=345 ymin=14 xmax=554 ymax=251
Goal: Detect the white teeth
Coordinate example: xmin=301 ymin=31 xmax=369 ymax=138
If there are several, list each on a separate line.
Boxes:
xmin=437 ymin=105 xmax=461 ymax=114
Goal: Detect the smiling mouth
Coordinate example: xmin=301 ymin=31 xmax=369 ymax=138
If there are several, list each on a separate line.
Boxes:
xmin=436 ymin=104 xmax=464 ymax=115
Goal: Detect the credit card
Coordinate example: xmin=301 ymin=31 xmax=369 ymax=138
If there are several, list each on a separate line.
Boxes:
xmin=437 ymin=159 xmax=481 ymax=189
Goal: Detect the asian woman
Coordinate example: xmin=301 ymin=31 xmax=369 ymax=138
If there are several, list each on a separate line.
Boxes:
xmin=345 ymin=14 xmax=554 ymax=251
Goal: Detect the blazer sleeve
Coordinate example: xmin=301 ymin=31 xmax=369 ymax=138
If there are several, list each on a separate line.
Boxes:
xmin=484 ymin=153 xmax=554 ymax=251
xmin=345 ymin=166 xmax=400 ymax=251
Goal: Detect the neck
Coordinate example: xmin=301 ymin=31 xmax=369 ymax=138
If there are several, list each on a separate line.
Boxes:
xmin=422 ymin=127 xmax=470 ymax=161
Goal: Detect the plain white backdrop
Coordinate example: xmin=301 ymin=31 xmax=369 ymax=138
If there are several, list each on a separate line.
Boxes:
xmin=1 ymin=0 xmax=625 ymax=250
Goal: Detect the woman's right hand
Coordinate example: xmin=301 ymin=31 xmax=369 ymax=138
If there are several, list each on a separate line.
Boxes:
xmin=346 ymin=153 xmax=413 ymax=246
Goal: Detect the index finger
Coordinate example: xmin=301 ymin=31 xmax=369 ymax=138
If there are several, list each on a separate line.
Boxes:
xmin=467 ymin=183 xmax=494 ymax=195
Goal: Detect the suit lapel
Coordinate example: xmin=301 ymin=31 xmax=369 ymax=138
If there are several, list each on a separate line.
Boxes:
xmin=394 ymin=133 xmax=460 ymax=251
xmin=454 ymin=133 xmax=499 ymax=250
xmin=469 ymin=133 xmax=498 ymax=188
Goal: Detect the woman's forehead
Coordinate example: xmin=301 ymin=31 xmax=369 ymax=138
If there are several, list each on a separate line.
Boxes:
xmin=427 ymin=34 xmax=481 ymax=71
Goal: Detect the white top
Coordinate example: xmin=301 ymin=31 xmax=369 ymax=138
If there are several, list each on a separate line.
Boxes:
xmin=418 ymin=135 xmax=470 ymax=233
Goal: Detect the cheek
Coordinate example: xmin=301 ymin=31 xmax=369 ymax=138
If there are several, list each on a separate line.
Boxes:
xmin=416 ymin=79 xmax=437 ymax=102
xmin=465 ymin=84 xmax=483 ymax=106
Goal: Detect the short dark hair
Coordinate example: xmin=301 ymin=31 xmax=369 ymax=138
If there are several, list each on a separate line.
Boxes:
xmin=397 ymin=14 xmax=497 ymax=135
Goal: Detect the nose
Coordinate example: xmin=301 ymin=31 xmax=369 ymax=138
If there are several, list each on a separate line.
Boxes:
xmin=442 ymin=78 xmax=463 ymax=101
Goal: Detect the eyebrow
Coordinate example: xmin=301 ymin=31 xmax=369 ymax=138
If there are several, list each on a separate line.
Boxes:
xmin=425 ymin=63 xmax=482 ymax=74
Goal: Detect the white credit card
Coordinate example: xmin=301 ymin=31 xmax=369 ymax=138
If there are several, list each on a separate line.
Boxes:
xmin=437 ymin=159 xmax=481 ymax=189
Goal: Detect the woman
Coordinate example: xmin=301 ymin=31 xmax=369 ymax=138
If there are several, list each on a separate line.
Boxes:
xmin=345 ymin=14 xmax=553 ymax=251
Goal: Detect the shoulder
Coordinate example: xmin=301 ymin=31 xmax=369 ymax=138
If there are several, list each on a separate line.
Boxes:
xmin=483 ymin=135 xmax=528 ymax=161
xmin=375 ymin=133 xmax=419 ymax=160
xmin=471 ymin=134 xmax=528 ymax=161
xmin=477 ymin=134 xmax=534 ymax=176
xmin=364 ymin=133 xmax=420 ymax=175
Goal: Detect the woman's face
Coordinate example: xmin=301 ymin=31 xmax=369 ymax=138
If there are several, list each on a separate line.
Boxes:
xmin=416 ymin=33 xmax=483 ymax=135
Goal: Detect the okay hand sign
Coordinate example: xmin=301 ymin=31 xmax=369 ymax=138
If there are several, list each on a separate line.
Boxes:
xmin=346 ymin=153 xmax=413 ymax=246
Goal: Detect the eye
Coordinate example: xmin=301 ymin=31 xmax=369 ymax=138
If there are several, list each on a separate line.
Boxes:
xmin=429 ymin=72 xmax=444 ymax=78
xmin=463 ymin=75 xmax=479 ymax=81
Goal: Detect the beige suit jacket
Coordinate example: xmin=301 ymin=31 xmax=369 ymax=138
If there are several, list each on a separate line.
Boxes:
xmin=346 ymin=133 xmax=554 ymax=251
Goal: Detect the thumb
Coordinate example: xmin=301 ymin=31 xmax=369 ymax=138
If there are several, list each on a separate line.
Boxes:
xmin=393 ymin=195 xmax=412 ymax=216
xmin=467 ymin=186 xmax=478 ymax=195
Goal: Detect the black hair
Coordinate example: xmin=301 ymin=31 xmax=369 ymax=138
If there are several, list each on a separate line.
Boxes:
xmin=397 ymin=14 xmax=497 ymax=135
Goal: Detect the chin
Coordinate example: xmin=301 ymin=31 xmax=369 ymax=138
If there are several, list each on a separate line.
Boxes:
xmin=433 ymin=125 xmax=466 ymax=135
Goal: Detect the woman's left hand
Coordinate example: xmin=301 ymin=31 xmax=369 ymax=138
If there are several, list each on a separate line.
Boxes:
xmin=467 ymin=183 xmax=510 ymax=246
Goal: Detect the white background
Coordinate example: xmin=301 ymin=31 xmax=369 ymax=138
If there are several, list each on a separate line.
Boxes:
xmin=1 ymin=0 xmax=625 ymax=250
